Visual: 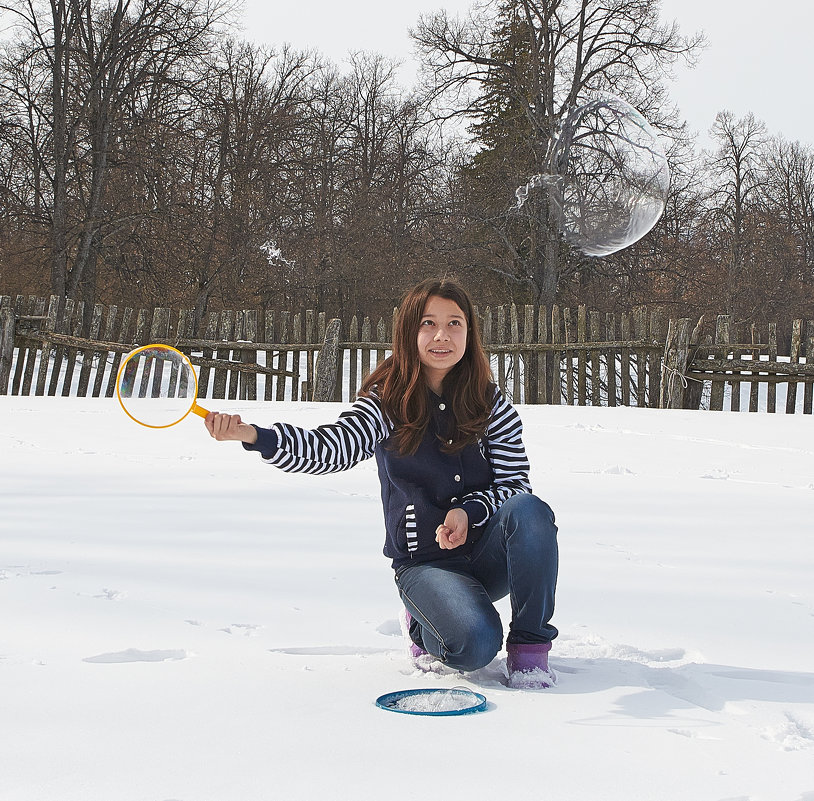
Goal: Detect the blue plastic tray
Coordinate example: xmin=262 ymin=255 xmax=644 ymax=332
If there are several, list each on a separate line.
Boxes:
xmin=375 ymin=687 xmax=488 ymax=716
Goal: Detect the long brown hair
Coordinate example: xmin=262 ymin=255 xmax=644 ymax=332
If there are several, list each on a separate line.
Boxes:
xmin=360 ymin=278 xmax=493 ymax=456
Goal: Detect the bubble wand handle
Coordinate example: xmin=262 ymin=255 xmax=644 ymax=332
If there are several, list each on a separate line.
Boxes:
xmin=191 ymin=402 xmax=210 ymax=418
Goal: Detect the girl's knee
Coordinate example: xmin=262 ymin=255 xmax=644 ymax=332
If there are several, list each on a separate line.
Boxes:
xmin=444 ymin=614 xmax=502 ymax=672
xmin=505 ymin=493 xmax=556 ymax=529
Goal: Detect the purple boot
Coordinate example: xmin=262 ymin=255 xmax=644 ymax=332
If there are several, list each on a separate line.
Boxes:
xmin=506 ymin=642 xmax=555 ymax=689
xmin=400 ymin=608 xmax=447 ymax=672
xmin=400 ymin=608 xmax=429 ymax=660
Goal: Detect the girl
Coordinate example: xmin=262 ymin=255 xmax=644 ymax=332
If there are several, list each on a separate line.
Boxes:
xmin=204 ymin=278 xmax=559 ymax=688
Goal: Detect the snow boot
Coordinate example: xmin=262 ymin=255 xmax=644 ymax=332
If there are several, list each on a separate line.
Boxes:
xmin=399 ymin=608 xmax=447 ymax=673
xmin=506 ymin=642 xmax=555 ymax=689
xmin=400 ymin=608 xmax=429 ymax=660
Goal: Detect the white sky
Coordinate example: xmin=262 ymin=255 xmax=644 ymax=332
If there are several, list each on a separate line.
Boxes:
xmin=238 ymin=0 xmax=814 ymax=150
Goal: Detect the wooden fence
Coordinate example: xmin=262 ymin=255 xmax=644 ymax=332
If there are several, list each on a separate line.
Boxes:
xmin=1 ymin=294 xmax=812 ymax=413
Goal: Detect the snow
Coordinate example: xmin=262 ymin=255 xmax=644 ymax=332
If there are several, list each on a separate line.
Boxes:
xmin=1 ymin=397 xmax=813 ymax=801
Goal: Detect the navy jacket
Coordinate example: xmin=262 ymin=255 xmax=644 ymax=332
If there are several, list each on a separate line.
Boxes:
xmin=245 ymin=386 xmax=532 ymax=568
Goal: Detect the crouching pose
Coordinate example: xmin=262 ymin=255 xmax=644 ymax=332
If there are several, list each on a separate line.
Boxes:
xmin=205 ymin=278 xmax=559 ymax=688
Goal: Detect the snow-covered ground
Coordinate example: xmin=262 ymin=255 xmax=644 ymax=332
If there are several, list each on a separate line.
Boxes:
xmin=2 ymin=398 xmax=813 ymax=801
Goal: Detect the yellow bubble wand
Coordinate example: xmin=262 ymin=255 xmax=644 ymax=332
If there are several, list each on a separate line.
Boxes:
xmin=116 ymin=343 xmax=210 ymax=429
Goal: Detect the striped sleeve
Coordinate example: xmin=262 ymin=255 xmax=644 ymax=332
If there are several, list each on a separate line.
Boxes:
xmin=460 ymin=387 xmax=532 ymax=527
xmin=262 ymin=395 xmax=390 ymax=474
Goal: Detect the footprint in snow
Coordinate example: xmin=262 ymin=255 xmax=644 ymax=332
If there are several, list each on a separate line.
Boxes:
xmin=219 ymin=623 xmax=262 ymax=636
xmin=94 ymin=588 xmax=125 ymax=601
xmin=83 ymin=648 xmax=187 ymax=664
xmin=270 ymin=645 xmax=395 ymax=656
xmin=667 ymin=727 xmax=721 ymax=741
xmin=700 ymin=468 xmax=730 ymax=480
xmin=761 ymin=712 xmax=814 ymax=751
xmin=602 ymin=465 xmax=635 ymax=475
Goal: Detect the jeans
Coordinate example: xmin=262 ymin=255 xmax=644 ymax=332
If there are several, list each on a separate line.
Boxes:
xmin=394 ymin=493 xmax=558 ymax=672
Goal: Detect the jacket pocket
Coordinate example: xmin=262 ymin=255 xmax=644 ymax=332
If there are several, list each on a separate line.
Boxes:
xmin=404 ymin=504 xmax=418 ymax=555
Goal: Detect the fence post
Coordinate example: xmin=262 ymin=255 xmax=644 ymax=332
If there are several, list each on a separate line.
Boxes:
xmin=660 ymin=318 xmax=692 ymax=409
xmin=684 ymin=316 xmax=707 ymax=411
xmin=804 ymin=321 xmax=814 ymax=415
xmin=709 ymin=315 xmax=731 ymax=411
xmin=313 ymin=318 xmax=341 ymax=402
xmin=0 ymin=306 xmax=15 ymax=394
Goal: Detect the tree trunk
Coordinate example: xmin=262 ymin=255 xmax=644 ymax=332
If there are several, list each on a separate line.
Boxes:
xmin=49 ymin=0 xmax=70 ymax=301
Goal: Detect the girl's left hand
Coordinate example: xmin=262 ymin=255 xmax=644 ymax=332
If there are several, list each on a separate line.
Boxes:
xmin=436 ymin=508 xmax=468 ymax=550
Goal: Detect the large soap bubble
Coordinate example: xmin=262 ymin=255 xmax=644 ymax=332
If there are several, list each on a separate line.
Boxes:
xmin=515 ymin=95 xmax=670 ymax=257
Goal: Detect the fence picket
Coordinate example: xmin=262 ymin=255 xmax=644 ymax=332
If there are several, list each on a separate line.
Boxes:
xmin=32 ymin=296 xmax=58 ymax=395
xmin=176 ymin=309 xmax=194 ymax=400
xmin=243 ymin=310 xmax=259 ymax=401
xmin=20 ymin=297 xmax=46 ymax=395
xmin=375 ymin=317 xmax=387 ymax=386
xmin=550 ymin=305 xmax=562 ymax=405
xmin=349 ymin=315 xmax=359 ymax=400
xmin=77 ymin=303 xmax=103 ymax=397
xmin=198 ymin=312 xmax=220 ymax=399
xmin=306 ymin=309 xmax=315 ymax=400
xmin=496 ymin=305 xmax=506 ymax=396
xmin=749 ymin=323 xmax=760 ymax=413
xmin=620 ymin=313 xmax=631 ymax=406
xmin=275 ymin=311 xmax=289 ymax=402
xmin=60 ymin=301 xmax=86 ymax=397
xmin=511 ymin=304 xmax=521 ymax=402
xmin=10 ymin=297 xmax=26 ymax=395
xmin=104 ymin=307 xmax=134 ymax=398
xmin=536 ymin=306 xmax=548 ymax=404
xmin=211 ymin=311 xmax=231 ymax=400
xmin=361 ymin=317 xmax=372 ymax=384
xmin=0 ymin=299 xmax=13 ymax=394
xmin=263 ymin=311 xmax=275 ymax=402
xmin=767 ymin=324 xmax=777 ymax=413
xmin=563 ymin=308 xmax=574 ymax=406
xmin=804 ymin=321 xmax=814 ymax=415
xmin=589 ymin=310 xmax=601 ymax=406
xmin=786 ymin=319 xmax=802 ymax=414
xmin=730 ymin=321 xmax=742 ymax=412
xmin=648 ymin=309 xmax=663 ymax=408
xmin=606 ymin=313 xmax=617 ymax=407
xmin=90 ymin=304 xmax=118 ymax=398
xmin=228 ymin=312 xmax=243 ymax=401
xmin=633 ymin=307 xmax=647 ymax=407
xmin=709 ymin=316 xmax=730 ymax=411
xmin=576 ymin=306 xmax=587 ymax=406
xmin=523 ymin=305 xmax=534 ymax=404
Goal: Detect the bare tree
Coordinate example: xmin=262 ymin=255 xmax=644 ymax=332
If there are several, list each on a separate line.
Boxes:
xmin=704 ymin=111 xmax=767 ymax=317
xmin=185 ymin=40 xmax=313 ymax=320
xmin=0 ymin=0 xmax=233 ymax=309
xmin=412 ymin=0 xmax=703 ymax=307
xmin=765 ymin=136 xmax=814 ymax=284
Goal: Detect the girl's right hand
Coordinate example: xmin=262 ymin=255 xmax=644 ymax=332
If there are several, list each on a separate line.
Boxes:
xmin=436 ymin=508 xmax=469 ymax=550
xmin=204 ymin=412 xmax=258 ymax=444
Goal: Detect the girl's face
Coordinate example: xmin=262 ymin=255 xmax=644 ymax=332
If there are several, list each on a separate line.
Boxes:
xmin=416 ymin=295 xmax=468 ymax=393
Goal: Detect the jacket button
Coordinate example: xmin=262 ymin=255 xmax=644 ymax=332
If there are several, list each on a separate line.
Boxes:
xmin=447 ymin=439 xmax=453 ymax=445
xmin=451 ymin=497 xmax=458 ymax=503
xmin=439 ymin=403 xmax=446 ymax=410
xmin=454 ymin=474 xmax=461 ymax=482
